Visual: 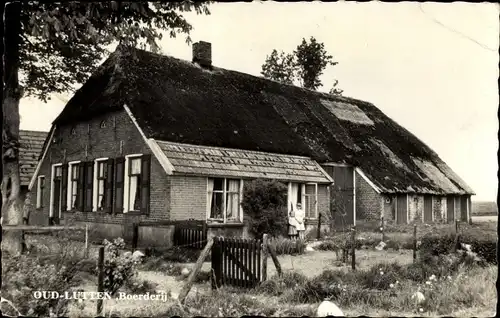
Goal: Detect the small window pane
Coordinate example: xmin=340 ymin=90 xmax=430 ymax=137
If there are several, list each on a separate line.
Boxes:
xmin=210 ymin=192 xmax=224 ymax=218
xmin=213 ymin=178 xmax=224 ymax=191
xmin=72 ymin=165 xmax=79 ymax=179
xmin=130 ymin=158 xmax=141 ymax=175
xmin=55 ymin=167 xmax=62 ymax=177
xmin=98 ymin=161 xmax=107 ymax=178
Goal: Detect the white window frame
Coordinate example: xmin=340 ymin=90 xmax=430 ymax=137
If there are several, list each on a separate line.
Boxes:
xmin=206 ymin=177 xmax=244 ymax=223
xmin=302 ymin=183 xmax=318 ymax=219
xmin=93 ymin=158 xmax=109 ymax=212
xmin=49 ymin=163 xmax=62 ymax=218
xmin=123 ymin=154 xmax=143 ymax=213
xmin=67 ymin=161 xmax=81 ymax=211
xmin=36 ymin=175 xmax=46 ymax=208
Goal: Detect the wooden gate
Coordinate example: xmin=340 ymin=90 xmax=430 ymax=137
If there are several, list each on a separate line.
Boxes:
xmin=211 ymin=237 xmax=262 ymax=289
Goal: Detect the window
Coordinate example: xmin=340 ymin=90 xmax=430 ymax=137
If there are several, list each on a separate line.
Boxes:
xmin=70 ymin=163 xmax=80 ymax=209
xmin=36 ymin=175 xmax=45 ymax=208
xmin=304 ymin=184 xmax=317 ymax=218
xmin=288 ymin=182 xmax=318 ymax=218
xmin=128 ymin=157 xmax=142 ymax=211
xmin=123 ymin=154 xmax=151 ymax=213
xmin=94 ymin=160 xmax=108 ymax=211
xmin=70 ymin=127 xmax=77 ymax=135
xmin=100 ymin=120 xmax=107 ymax=128
xmin=207 ymin=178 xmax=243 ymax=222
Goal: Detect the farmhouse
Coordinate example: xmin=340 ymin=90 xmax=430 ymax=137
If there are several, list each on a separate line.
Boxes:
xmin=27 ymin=42 xmax=474 ymax=243
xmin=17 ymin=130 xmax=48 ymax=201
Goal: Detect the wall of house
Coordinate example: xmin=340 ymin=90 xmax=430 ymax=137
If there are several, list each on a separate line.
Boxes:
xmin=170 ymin=175 xmax=207 ymax=220
xmin=382 ymin=195 xmax=396 ymax=224
xmin=355 ymin=171 xmax=383 ymax=223
xmin=29 ymin=110 xmax=171 ymax=233
xmin=408 ymin=194 xmax=424 ymax=223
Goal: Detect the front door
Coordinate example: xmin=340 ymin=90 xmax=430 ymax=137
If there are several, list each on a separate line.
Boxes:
xmin=52 ymin=179 xmax=61 ymax=225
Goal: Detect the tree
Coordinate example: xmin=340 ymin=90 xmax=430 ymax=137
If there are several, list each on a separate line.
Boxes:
xmin=294 ymin=36 xmax=337 ymax=90
xmin=260 ymin=36 xmax=342 ymax=94
xmin=260 ymin=49 xmax=296 ymax=85
xmin=1 ymin=2 xmax=211 ymax=255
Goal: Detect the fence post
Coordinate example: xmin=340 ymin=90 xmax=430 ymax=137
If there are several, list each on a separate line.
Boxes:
xmin=179 ymin=237 xmax=214 ymax=304
xmin=262 ymin=234 xmax=268 ymax=281
xmin=267 ymin=241 xmax=282 ymax=277
xmin=412 ymin=224 xmax=417 ymax=262
xmin=351 ymin=226 xmax=356 ymax=271
xmin=84 ymin=224 xmax=89 ymax=258
xmin=381 ymin=216 xmax=386 ymax=242
xmin=453 ymin=220 xmax=460 ymax=252
xmin=211 ymin=237 xmax=220 ymax=290
xmin=317 ymin=213 xmax=322 ymax=240
xmin=97 ymin=246 xmax=104 ymax=316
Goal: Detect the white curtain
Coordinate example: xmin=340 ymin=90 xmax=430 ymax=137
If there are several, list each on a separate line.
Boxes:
xmin=226 ymin=180 xmax=240 ymax=220
xmin=207 ymin=178 xmax=214 ymax=218
xmin=131 ymin=158 xmax=141 ymax=174
xmin=288 ymin=183 xmax=299 ymax=213
xmin=98 ymin=179 xmax=105 ymax=209
xmin=129 ymin=176 xmax=138 ymax=211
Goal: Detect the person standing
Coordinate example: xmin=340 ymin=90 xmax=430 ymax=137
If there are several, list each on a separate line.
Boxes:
xmin=295 ymin=202 xmax=306 ymax=240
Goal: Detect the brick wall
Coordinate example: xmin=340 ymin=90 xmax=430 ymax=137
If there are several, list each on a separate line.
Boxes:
xmin=29 ymin=110 xmax=171 ymax=225
xmin=170 ymin=175 xmax=207 ymax=220
xmin=355 ymin=171 xmax=382 ymax=220
xmin=432 ymin=196 xmax=446 ymax=222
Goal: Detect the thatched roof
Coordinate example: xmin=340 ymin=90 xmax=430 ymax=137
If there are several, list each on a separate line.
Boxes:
xmin=19 ymin=130 xmax=48 ymax=186
xmin=53 ymin=46 xmax=474 ymax=195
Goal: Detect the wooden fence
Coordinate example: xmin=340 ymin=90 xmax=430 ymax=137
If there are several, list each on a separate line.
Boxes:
xmin=173 ymin=221 xmax=207 ymax=249
xmin=211 ymin=237 xmax=262 ymax=289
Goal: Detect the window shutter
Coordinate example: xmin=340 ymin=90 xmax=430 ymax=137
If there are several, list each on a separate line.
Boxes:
xmin=77 ymin=163 xmax=85 ymax=211
xmin=84 ymin=161 xmax=94 ymax=212
xmin=114 ymin=157 xmax=125 ymax=214
xmin=140 ymin=154 xmax=151 ymax=215
xmin=105 ymin=159 xmax=114 ymax=213
xmin=61 ymin=164 xmax=68 ymax=212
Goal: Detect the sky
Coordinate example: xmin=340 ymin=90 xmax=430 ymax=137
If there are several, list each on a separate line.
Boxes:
xmin=19 ymin=2 xmax=499 ymax=201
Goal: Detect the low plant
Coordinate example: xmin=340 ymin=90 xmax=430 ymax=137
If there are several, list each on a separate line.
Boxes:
xmin=102 ymin=238 xmax=140 ymax=295
xmin=267 ymin=236 xmax=306 ymax=256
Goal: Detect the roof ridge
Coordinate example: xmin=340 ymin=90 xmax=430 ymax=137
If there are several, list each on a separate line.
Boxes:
xmin=117 ymin=46 xmax=373 ymax=107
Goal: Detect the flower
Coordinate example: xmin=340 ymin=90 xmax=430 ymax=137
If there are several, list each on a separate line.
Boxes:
xmin=425 ymin=281 xmax=432 ymax=285
xmin=429 ymin=274 xmax=436 ymax=281
xmin=389 ymin=283 xmax=394 ymax=288
xmin=396 ymin=280 xmax=399 ymax=284
xmin=447 ymin=276 xmax=452 ymax=280
xmin=419 ymin=308 xmax=424 ymax=313
xmin=380 ymin=271 xmax=384 ymax=275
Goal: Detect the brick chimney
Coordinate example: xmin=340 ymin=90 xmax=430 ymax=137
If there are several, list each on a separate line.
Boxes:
xmin=192 ymin=41 xmax=212 ymax=68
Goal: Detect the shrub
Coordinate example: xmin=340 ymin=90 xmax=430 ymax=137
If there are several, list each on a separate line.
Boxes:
xmin=125 ymin=279 xmax=158 ymax=294
xmin=1 ymin=255 xmax=85 ymax=316
xmin=361 ymin=262 xmax=405 ymax=290
xmin=461 ymin=236 xmax=497 ymax=265
xmin=241 ymin=179 xmax=289 ymax=238
xmin=102 ymin=238 xmax=140 ymax=295
xmin=419 ymin=233 xmax=458 ymax=258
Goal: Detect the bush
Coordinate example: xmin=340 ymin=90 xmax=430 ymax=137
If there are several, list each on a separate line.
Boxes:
xmin=361 ymin=262 xmax=405 ymax=290
xmin=241 ymin=179 xmax=289 ymax=238
xmin=461 ymin=236 xmax=497 ymax=265
xmin=419 ymin=233 xmax=458 ymax=258
xmin=125 ymin=279 xmax=158 ymax=294
xmin=1 ymin=254 xmax=86 ymax=316
xmin=102 ymin=238 xmax=140 ymax=295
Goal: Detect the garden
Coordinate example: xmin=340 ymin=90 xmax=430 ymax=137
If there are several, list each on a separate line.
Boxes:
xmin=1 ymin=179 xmax=497 ymax=317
